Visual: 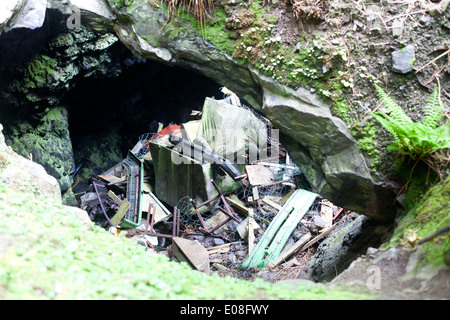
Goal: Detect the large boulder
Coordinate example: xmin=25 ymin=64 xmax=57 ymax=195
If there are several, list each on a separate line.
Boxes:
xmin=256 ymin=75 xmax=397 ymax=221
xmin=0 ymin=0 xmax=46 ymax=34
xmin=0 ymin=123 xmax=61 ymax=203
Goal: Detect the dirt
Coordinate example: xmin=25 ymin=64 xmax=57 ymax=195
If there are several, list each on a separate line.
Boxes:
xmin=331 ymin=245 xmax=450 ymax=299
xmin=222 ymin=0 xmax=449 ymax=180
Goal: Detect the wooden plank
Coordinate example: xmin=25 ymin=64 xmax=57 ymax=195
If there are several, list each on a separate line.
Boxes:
xmin=107 ymin=190 xmax=122 ymax=205
xmin=267 ymin=232 xmax=312 ymax=268
xmin=107 ymin=176 xmax=127 ymax=186
xmin=236 ymin=217 xmax=261 ymax=239
xmin=207 ymin=244 xmax=231 ymax=255
xmin=248 ymin=209 xmax=255 ymax=255
xmin=110 ymin=199 xmax=131 ymax=227
xmin=172 ymin=237 xmax=210 ymax=274
xmin=252 ymin=186 xmax=259 ymax=200
xmin=207 ymin=241 xmax=242 ymax=255
xmin=298 ymin=224 xmax=338 ymax=252
xmin=226 ymin=196 xmax=250 ymax=215
xmin=261 ymin=198 xmax=283 ymax=211
xmin=245 ymin=165 xmax=275 ymax=186
xmin=320 ymin=199 xmax=334 ymax=229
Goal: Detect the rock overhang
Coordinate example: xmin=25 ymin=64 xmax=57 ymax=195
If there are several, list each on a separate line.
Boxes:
xmin=0 ymin=0 xmax=398 ymax=221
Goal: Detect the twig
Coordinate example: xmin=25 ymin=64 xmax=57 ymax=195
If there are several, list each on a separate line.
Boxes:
xmin=415 ymin=48 xmax=450 ymax=73
xmin=418 ymin=224 xmax=450 ymax=245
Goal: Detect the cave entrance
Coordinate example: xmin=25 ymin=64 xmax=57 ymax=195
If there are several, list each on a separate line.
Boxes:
xmin=62 ymin=46 xmax=223 ymax=183
xmin=64 ymin=45 xmax=383 ymax=286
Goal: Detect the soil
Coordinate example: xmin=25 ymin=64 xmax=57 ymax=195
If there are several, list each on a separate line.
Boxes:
xmin=220 ymin=0 xmax=450 ymax=179
xmin=331 ymin=245 xmax=450 ymax=299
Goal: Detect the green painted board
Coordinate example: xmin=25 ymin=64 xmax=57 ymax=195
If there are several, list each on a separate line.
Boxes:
xmin=241 ymin=189 xmax=318 ymax=269
xmin=262 ymin=191 xmax=318 ymax=267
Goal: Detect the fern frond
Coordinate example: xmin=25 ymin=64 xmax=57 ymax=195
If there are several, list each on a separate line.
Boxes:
xmin=421 ymin=87 xmax=444 ymax=129
xmin=372 ymin=83 xmax=450 ymax=165
xmin=374 ymin=84 xmax=412 ymax=126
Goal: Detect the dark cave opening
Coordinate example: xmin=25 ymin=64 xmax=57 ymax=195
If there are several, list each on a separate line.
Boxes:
xmin=63 ymin=51 xmax=223 ymax=162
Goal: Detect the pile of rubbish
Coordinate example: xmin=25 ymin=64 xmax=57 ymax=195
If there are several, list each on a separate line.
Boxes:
xmin=78 ymin=89 xmax=347 ymax=279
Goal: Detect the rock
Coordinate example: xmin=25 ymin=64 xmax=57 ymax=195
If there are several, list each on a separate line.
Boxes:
xmin=2 ymin=0 xmax=47 ymax=33
xmin=63 ymin=205 xmax=93 ymax=228
xmin=0 ymin=125 xmax=62 ymax=202
xmin=0 ymin=0 xmax=25 ymax=34
xmin=109 ymin=0 xmax=263 ymax=109
xmin=299 ymin=214 xmax=383 ymax=282
xmin=255 ymin=74 xmax=396 ymax=221
xmin=72 ymin=127 xmax=123 ymax=181
xmin=391 ymin=19 xmax=404 ymax=37
xmin=0 ymin=26 xmax=120 ymax=196
xmin=392 ymin=44 xmax=415 ymax=74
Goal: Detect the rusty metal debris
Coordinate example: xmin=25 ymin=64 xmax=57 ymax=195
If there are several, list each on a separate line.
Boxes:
xmin=77 ymin=90 xmax=348 ymax=278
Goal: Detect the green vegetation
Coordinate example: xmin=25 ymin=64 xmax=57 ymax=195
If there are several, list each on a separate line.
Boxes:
xmin=111 ymin=0 xmax=134 ymax=9
xmin=372 ymin=84 xmax=450 ymax=161
xmin=0 ymin=178 xmax=370 ymax=299
xmin=24 ymin=55 xmax=58 ymax=89
xmin=372 ymin=84 xmax=450 ymax=182
xmin=390 ymin=175 xmax=450 ymax=269
xmin=161 ymin=0 xmax=351 ymax=100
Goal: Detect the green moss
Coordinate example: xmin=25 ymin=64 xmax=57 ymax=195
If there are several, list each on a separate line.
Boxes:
xmin=111 ymin=0 xmax=134 ymax=9
xmin=392 ymin=175 xmax=450 ymax=268
xmin=24 ymin=55 xmax=58 ymax=89
xmin=0 ymin=176 xmax=371 ymax=299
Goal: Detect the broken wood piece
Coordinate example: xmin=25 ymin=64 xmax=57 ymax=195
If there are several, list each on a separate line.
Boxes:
xmin=107 ymin=190 xmax=122 ymax=205
xmin=106 ymin=176 xmax=127 ymax=186
xmin=145 ymin=203 xmax=152 ymax=235
xmin=299 ymin=224 xmax=339 ymax=253
xmin=320 ymin=199 xmax=333 ymax=229
xmin=149 ymin=205 xmax=156 ymax=234
xmin=261 ymin=198 xmax=283 ymax=211
xmin=248 ymin=208 xmax=255 ymax=255
xmin=110 ymin=199 xmax=131 ymax=227
xmin=207 ymin=243 xmax=232 ymax=255
xmin=236 ymin=217 xmax=261 ymax=239
xmin=212 ymin=263 xmax=229 ymax=271
xmin=245 ymin=165 xmax=276 ymax=186
xmin=252 ymin=186 xmax=259 ymax=201
xmin=226 ymin=196 xmax=250 ymax=215
xmin=267 ymin=232 xmax=312 ymax=268
xmin=172 ymin=237 xmax=210 ymax=274
xmin=99 ymin=174 xmax=124 ymax=185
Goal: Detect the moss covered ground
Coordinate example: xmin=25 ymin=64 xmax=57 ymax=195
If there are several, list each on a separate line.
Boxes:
xmin=390 ymin=174 xmax=450 ymax=269
xmin=0 ymin=175 xmax=370 ymax=300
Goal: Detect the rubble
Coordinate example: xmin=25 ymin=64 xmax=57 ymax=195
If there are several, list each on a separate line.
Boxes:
xmin=77 ymin=89 xmax=350 ymax=282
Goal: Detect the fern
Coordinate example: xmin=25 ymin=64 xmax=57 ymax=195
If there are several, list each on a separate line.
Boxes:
xmin=421 ymin=87 xmax=444 ymax=129
xmin=372 ymin=84 xmax=450 ymax=163
xmin=374 ymin=84 xmax=413 ymax=127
